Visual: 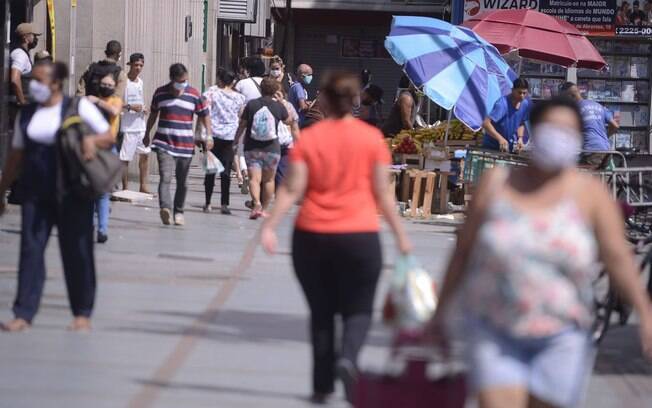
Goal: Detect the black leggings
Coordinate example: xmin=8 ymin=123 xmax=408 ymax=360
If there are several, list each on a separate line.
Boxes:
xmin=204 ymin=138 xmax=234 ymax=206
xmin=292 ymin=229 xmax=382 ymax=394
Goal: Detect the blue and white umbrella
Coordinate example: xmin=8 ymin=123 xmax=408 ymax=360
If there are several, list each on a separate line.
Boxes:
xmin=385 ymin=16 xmax=517 ymax=132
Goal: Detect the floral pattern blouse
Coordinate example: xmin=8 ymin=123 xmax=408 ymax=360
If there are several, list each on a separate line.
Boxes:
xmin=463 ymin=179 xmax=599 ymax=338
xmin=203 ymin=86 xmax=246 ymax=141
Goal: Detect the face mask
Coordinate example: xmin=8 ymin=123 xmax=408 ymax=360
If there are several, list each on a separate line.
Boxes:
xmin=270 ymin=69 xmax=282 ymax=78
xmin=28 ymin=36 xmax=38 ymax=50
xmin=99 ymin=86 xmax=115 ymax=98
xmin=29 ymin=79 xmax=51 ymax=103
xmin=303 ymin=75 xmax=313 ymax=85
xmin=530 ymin=123 xmax=581 ymax=171
xmin=173 ymin=81 xmax=188 ymax=91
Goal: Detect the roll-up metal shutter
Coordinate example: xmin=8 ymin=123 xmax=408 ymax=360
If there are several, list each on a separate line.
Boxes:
xmin=294 ymin=23 xmax=403 ymax=116
xmin=218 ymin=0 xmax=257 ymax=22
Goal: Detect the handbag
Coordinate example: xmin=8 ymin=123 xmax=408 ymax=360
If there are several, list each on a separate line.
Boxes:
xmin=56 ymin=98 xmax=123 ymax=200
xmin=355 ymin=352 xmax=466 ymax=408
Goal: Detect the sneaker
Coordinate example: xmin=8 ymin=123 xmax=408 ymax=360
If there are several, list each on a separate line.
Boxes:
xmin=160 ymin=208 xmax=172 ymax=225
xmin=220 ymin=206 xmax=232 ymax=215
xmin=174 ymin=213 xmax=185 ymax=226
xmin=203 ymin=204 xmax=212 ymax=213
xmin=245 ymin=200 xmax=254 ymax=210
xmin=336 ymin=359 xmax=358 ymax=404
xmin=97 ymin=232 xmax=108 ymax=244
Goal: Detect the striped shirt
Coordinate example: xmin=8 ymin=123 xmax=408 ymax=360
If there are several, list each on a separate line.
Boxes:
xmin=150 ymin=84 xmax=208 ymax=157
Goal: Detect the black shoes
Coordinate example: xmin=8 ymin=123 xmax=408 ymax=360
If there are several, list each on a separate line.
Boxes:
xmin=97 ymin=232 xmax=108 ymax=244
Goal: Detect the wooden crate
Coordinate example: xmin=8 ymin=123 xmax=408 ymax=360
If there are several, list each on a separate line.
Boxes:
xmin=400 ymin=170 xmax=450 ymax=216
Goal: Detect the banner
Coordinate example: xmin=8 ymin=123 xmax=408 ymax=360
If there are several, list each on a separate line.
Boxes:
xmin=463 ymin=0 xmax=647 ymax=37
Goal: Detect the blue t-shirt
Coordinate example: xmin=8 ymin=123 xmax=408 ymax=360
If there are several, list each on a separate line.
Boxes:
xmin=288 ymin=82 xmax=308 ymax=126
xmin=482 ymin=96 xmax=531 ymax=151
xmin=579 ymin=99 xmax=613 ymax=151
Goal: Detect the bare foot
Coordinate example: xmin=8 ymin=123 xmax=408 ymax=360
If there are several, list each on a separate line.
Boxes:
xmin=2 ymin=318 xmax=30 ymax=332
xmin=68 ymin=317 xmax=92 ymax=332
xmin=139 ymin=186 xmax=151 ymax=194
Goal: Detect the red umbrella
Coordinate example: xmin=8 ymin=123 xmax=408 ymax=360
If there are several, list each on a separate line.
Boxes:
xmin=463 ymin=9 xmax=606 ymax=71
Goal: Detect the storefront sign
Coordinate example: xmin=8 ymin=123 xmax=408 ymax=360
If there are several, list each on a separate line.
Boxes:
xmin=341 ymin=37 xmax=389 ymax=59
xmin=463 ymin=0 xmax=649 ymax=37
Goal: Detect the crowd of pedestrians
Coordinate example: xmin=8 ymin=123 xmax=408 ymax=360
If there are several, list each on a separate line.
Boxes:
xmin=3 ymin=21 xmax=652 ymax=408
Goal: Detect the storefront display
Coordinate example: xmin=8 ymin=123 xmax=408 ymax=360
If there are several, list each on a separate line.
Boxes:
xmin=578 ymin=39 xmax=652 ymax=151
xmin=460 ymin=0 xmax=652 ymax=154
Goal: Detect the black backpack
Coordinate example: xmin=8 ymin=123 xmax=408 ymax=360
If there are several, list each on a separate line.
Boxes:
xmin=56 ymin=98 xmax=123 ymax=200
xmin=82 ymin=60 xmax=122 ymax=96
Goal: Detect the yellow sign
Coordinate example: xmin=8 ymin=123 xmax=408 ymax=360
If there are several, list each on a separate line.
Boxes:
xmin=47 ymin=0 xmax=56 ymax=59
xmin=72 ymin=0 xmax=77 ymax=7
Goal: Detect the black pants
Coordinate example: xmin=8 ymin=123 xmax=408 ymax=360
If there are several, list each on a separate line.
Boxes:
xmin=204 ymin=138 xmax=235 ymax=206
xmin=292 ymin=229 xmax=382 ymax=394
xmin=13 ymin=197 xmax=96 ymax=323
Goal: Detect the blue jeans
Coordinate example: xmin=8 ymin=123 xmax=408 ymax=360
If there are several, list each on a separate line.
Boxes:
xmin=95 ymin=193 xmax=110 ymax=235
xmin=94 ymin=146 xmax=117 ymax=234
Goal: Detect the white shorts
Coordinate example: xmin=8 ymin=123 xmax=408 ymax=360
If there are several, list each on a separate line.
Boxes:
xmin=119 ymin=131 xmax=150 ymax=161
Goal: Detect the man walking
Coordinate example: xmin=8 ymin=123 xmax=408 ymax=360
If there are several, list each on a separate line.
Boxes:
xmin=77 ymin=40 xmax=127 ymax=98
xmin=289 ymin=64 xmax=314 ymax=128
xmin=482 ymin=78 xmax=531 ymax=153
xmin=561 ymin=82 xmax=620 ymax=168
xmin=119 ymin=53 xmax=150 ymax=192
xmin=144 ymin=63 xmax=212 ymax=226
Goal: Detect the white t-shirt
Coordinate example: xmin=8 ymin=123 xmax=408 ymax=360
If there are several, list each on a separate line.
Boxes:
xmin=278 ymin=100 xmax=298 ymax=147
xmin=234 ymin=77 xmax=263 ymax=103
xmin=10 ymin=48 xmax=31 ymax=75
xmin=12 ymin=97 xmax=110 ymax=149
xmin=121 ymin=77 xmax=146 ymax=132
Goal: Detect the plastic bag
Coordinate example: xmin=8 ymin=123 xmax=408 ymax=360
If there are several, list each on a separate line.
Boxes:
xmin=202 ymin=151 xmax=224 ymax=175
xmin=383 ymin=255 xmax=437 ymax=331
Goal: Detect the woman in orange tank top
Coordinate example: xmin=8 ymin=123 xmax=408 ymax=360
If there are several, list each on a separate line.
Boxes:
xmin=261 ymin=71 xmax=411 ymax=404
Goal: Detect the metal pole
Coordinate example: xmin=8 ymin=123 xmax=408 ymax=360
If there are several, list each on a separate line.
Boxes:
xmin=444 ymin=109 xmax=453 ymax=146
xmin=69 ymin=0 xmax=77 ymax=95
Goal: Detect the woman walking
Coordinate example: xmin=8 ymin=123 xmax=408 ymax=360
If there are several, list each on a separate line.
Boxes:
xmin=0 ymin=61 xmax=112 ymax=332
xmin=430 ymin=97 xmax=652 ymax=408
xmin=234 ymin=78 xmax=290 ymax=220
xmin=261 ymin=71 xmax=412 ymax=404
xmin=87 ymin=72 xmax=122 ymax=243
xmin=202 ymin=69 xmax=246 ymax=214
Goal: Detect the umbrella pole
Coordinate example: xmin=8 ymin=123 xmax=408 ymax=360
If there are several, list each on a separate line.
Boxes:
xmin=518 ymin=57 xmax=523 ymax=76
xmin=444 ymin=109 xmax=453 ymax=146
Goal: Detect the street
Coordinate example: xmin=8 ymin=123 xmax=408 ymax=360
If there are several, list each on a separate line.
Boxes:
xmin=0 ymin=165 xmax=650 ymax=408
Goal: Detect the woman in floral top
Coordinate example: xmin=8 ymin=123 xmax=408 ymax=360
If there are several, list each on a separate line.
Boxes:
xmin=430 ymin=97 xmax=652 ymax=408
xmin=202 ymin=69 xmax=245 ymax=214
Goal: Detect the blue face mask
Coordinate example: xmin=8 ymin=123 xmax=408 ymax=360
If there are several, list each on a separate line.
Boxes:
xmin=173 ymin=81 xmax=188 ymax=91
xmin=303 ymin=75 xmax=313 ymax=85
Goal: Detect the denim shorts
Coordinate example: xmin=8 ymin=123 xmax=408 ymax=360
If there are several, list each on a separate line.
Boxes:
xmin=464 ymin=319 xmax=596 ymax=408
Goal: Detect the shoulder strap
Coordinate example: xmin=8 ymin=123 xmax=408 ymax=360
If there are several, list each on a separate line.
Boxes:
xmin=251 ymin=77 xmax=262 ymax=93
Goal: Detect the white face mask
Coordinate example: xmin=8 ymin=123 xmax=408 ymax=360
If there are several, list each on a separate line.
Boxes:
xmin=29 ymin=80 xmax=52 ymax=104
xmin=270 ymin=69 xmax=282 ymax=78
xmin=530 ymin=123 xmax=581 ymax=171
xmin=173 ymin=81 xmax=188 ymax=91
